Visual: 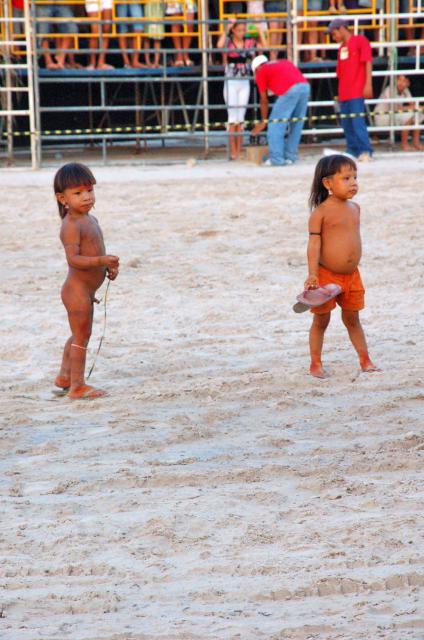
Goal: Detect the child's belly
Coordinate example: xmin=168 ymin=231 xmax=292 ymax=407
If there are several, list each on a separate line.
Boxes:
xmin=320 ymin=239 xmax=362 ymax=275
xmin=65 ymin=267 xmax=106 ymax=295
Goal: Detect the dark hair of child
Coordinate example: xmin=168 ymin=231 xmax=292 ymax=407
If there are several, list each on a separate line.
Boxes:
xmin=309 ymin=154 xmax=357 ymax=211
xmin=54 ymin=162 xmax=96 ymax=219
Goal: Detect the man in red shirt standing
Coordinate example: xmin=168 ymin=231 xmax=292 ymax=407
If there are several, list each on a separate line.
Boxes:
xmin=328 ymin=19 xmax=373 ymax=161
xmin=251 ymin=55 xmax=310 ymax=166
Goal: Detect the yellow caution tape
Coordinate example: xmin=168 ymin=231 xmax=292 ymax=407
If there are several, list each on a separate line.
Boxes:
xmin=2 ymin=107 xmax=423 ymax=138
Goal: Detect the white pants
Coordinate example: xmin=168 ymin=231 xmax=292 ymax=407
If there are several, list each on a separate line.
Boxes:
xmin=224 ymin=78 xmax=251 ymax=125
xmin=374 ymin=111 xmax=424 ymax=128
xmin=85 ymin=0 xmax=113 ymax=14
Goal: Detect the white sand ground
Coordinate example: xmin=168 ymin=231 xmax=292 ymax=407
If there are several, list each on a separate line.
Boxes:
xmin=1 ymin=155 xmax=424 ymax=640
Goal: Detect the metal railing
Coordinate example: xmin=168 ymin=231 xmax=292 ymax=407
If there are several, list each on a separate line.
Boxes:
xmin=0 ymin=0 xmax=423 ymax=166
xmin=0 ymin=1 xmax=38 ymax=166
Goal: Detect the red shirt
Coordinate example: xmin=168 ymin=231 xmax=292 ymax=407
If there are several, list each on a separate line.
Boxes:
xmin=255 ymin=60 xmax=307 ymax=97
xmin=12 ymin=0 xmax=24 ymax=9
xmin=336 ymin=35 xmax=372 ymax=102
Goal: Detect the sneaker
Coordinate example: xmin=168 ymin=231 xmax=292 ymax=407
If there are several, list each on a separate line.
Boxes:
xmin=357 ymin=152 xmax=372 ymax=162
xmin=262 ymin=158 xmax=288 ymax=167
xmin=323 ymin=147 xmax=355 ymax=160
xmin=284 ymin=159 xmax=294 ymax=165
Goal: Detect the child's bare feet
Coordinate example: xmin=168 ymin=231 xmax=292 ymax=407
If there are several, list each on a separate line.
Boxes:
xmin=310 ymin=361 xmax=329 ymax=379
xmin=55 ymin=374 xmax=70 ymax=389
xmin=360 ymin=357 xmax=382 ymax=373
xmin=68 ymin=385 xmax=107 ymax=400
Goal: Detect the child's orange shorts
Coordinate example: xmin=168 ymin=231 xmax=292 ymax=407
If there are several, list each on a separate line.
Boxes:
xmin=311 ymin=265 xmax=365 ymax=314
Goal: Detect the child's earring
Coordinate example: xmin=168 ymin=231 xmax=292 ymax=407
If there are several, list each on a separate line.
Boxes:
xmin=328 ymin=188 xmax=333 ymax=195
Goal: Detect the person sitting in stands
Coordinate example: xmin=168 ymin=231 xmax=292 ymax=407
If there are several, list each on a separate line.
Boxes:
xmin=116 ymin=1 xmax=146 ymax=68
xmin=375 ymin=75 xmax=424 ymax=151
xmin=35 ymin=2 xmax=78 ymax=70
xmin=166 ymin=0 xmax=197 ymax=66
xmin=85 ymin=0 xmax=114 ymax=70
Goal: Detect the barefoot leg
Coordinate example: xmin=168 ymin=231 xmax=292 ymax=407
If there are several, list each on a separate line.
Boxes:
xmin=228 ymin=123 xmax=238 ymax=160
xmin=86 ymin=12 xmax=99 ymax=68
xmin=235 ymin=124 xmax=243 ymax=159
xmin=62 ymin=281 xmax=106 ymax=399
xmin=97 ymin=9 xmax=113 ymax=68
xmin=55 ymin=336 xmax=72 ymax=388
xmin=309 ymin=312 xmax=331 ymax=378
xmin=412 ymin=128 xmax=424 ymax=150
xmin=341 ymin=310 xmax=381 ymax=372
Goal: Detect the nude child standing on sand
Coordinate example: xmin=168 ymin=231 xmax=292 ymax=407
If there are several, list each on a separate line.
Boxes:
xmin=54 ymin=163 xmax=119 ymax=399
xmin=304 ymin=154 xmax=381 ymax=379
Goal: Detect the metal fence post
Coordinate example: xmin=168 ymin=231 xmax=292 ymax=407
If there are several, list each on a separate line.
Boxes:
xmin=25 ymin=0 xmax=40 ymax=168
xmin=200 ymin=0 xmax=210 ymax=156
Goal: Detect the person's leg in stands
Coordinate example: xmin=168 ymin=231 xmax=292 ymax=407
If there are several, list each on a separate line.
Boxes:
xmin=86 ymin=0 xmax=114 ymax=69
xmin=36 ymin=5 xmax=59 ymax=69
xmin=97 ymin=8 xmax=114 ymax=69
xmin=117 ymin=2 xmax=132 ymax=67
xmin=305 ymin=0 xmax=322 ymax=61
xmin=182 ymin=11 xmax=195 ymax=66
xmin=86 ymin=4 xmax=100 ymax=69
xmin=53 ymin=5 xmax=78 ymax=68
xmin=171 ymin=21 xmax=184 ymax=65
xmin=166 ymin=3 xmax=184 ymax=65
xmin=130 ymin=3 xmax=147 ymax=67
xmin=266 ymin=1 xmax=285 ymax=61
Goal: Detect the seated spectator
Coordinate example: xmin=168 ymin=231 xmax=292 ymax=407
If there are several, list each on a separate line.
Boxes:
xmin=116 ymin=1 xmax=145 ymax=68
xmin=85 ymin=0 xmax=114 ymax=70
xmin=374 ymin=75 xmax=423 ymax=151
xmin=144 ymin=1 xmax=166 ymax=68
xmin=35 ymin=2 xmax=78 ymax=70
xmin=166 ymin=0 xmax=197 ymax=66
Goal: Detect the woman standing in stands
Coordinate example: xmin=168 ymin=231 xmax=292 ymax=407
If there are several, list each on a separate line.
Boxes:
xmin=86 ymin=0 xmax=114 ymax=69
xmin=166 ymin=0 xmax=197 ymax=66
xmin=218 ymin=18 xmax=266 ymax=160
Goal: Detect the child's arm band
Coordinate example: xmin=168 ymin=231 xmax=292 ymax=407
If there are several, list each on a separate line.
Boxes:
xmin=309 ymin=232 xmax=321 ymax=236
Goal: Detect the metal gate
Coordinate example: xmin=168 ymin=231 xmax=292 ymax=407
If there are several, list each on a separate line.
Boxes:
xmin=0 ymin=0 xmax=38 ymax=167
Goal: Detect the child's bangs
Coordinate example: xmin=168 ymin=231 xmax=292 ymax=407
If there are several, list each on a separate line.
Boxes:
xmin=54 ymin=162 xmax=96 ymax=193
xmin=63 ymin=164 xmax=96 ymax=189
xmin=328 ymin=155 xmax=357 ymax=177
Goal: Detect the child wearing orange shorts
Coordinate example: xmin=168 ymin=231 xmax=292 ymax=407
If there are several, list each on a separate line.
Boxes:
xmin=304 ymin=154 xmax=381 ymax=379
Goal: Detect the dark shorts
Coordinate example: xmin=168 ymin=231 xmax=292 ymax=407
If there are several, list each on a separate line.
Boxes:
xmin=35 ymin=4 xmax=78 ymax=35
xmin=265 ymin=0 xmax=286 ymax=12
